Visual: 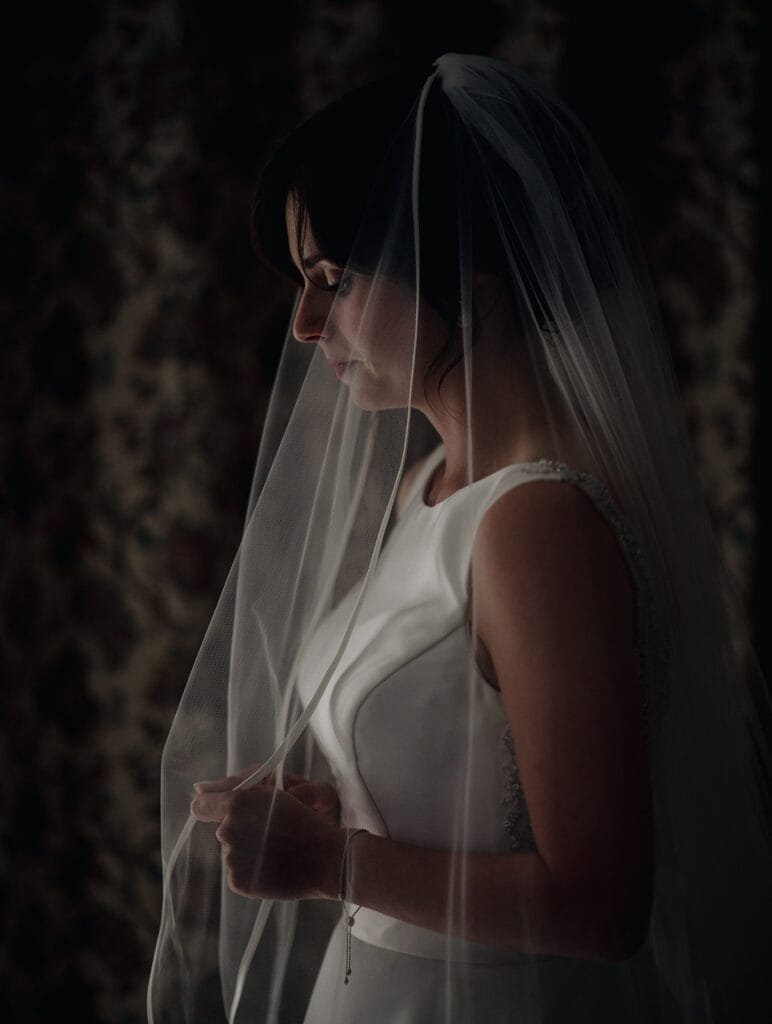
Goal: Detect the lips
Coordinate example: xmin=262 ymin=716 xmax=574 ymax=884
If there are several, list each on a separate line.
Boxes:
xmin=328 ymin=358 xmax=359 ymax=379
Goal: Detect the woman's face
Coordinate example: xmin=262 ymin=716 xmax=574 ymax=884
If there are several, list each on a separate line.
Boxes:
xmin=285 ymin=198 xmax=448 ymax=412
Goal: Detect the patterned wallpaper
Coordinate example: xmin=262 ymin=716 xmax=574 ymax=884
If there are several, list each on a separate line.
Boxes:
xmin=0 ymin=1 xmax=761 ymax=1020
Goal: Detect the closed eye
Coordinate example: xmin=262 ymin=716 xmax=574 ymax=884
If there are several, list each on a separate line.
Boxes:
xmin=321 ymin=273 xmax=353 ymax=296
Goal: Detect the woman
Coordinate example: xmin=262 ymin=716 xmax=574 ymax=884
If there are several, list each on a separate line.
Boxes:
xmin=148 ymin=55 xmax=772 ymax=1023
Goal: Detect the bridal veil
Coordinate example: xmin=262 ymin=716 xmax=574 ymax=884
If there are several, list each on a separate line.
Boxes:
xmin=147 ymin=54 xmax=772 ymax=1023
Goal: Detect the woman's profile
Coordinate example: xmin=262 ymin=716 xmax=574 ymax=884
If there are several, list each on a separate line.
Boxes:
xmin=148 ymin=54 xmax=772 ymax=1023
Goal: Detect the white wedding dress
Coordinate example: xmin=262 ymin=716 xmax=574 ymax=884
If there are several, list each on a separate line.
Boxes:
xmin=294 ymin=446 xmax=678 ymax=1023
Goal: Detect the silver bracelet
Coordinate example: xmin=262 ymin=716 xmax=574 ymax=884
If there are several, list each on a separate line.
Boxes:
xmin=338 ymin=827 xmax=367 ymax=984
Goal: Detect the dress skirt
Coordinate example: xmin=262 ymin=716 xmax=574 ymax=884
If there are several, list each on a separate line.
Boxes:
xmin=301 ymin=918 xmax=683 ymax=1024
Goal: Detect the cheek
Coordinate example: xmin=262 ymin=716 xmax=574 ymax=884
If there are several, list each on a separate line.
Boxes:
xmin=341 ymin=281 xmax=441 ymax=381
xmin=367 ymin=305 xmax=418 ymax=363
xmin=346 ymin=282 xmax=412 ymax=342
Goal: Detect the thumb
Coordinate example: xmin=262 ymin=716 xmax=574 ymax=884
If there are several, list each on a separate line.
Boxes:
xmin=190 ymin=791 xmax=231 ymax=822
xmin=291 ymin=782 xmax=338 ymax=813
xmin=193 ymin=776 xmax=239 ymax=794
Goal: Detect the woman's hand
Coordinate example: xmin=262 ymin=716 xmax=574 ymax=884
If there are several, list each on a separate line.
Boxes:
xmin=194 ymin=767 xmax=341 ymax=825
xmin=190 ymin=772 xmax=344 ymax=901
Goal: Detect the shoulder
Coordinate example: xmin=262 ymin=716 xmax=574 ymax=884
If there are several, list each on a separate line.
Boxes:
xmin=474 ymin=475 xmax=631 ymax=579
xmin=472 ymin=477 xmax=635 ymax=652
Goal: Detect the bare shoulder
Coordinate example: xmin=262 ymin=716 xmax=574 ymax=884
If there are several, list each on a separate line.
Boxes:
xmin=472 ymin=478 xmax=634 ymax=607
xmin=395 ymin=451 xmax=435 ymax=517
xmin=471 ymin=478 xmax=637 ymax=692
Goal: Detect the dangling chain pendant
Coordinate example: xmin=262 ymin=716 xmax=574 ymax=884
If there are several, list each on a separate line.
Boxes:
xmin=338 ymin=827 xmax=367 ymax=985
xmin=343 ymin=907 xmax=359 ymax=983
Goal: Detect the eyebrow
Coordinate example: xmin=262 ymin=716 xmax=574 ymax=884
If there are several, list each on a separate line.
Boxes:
xmin=301 ymin=251 xmax=327 ymax=271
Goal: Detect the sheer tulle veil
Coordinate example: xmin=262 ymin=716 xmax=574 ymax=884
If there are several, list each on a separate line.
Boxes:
xmin=147 ymin=54 xmax=772 ymax=1023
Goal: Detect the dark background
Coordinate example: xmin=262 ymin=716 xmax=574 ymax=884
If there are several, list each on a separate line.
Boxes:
xmin=1 ymin=1 xmax=767 ymax=1021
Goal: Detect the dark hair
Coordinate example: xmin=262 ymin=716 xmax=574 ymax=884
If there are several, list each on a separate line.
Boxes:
xmin=251 ymin=72 xmax=517 ymax=379
xmin=251 ymin=66 xmax=602 ymax=395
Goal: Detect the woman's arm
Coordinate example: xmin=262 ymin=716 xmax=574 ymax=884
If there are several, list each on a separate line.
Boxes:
xmin=192 ymin=481 xmax=654 ymax=960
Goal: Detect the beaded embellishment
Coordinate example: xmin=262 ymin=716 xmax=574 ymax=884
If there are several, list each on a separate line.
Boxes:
xmin=502 ymin=726 xmax=537 ymax=852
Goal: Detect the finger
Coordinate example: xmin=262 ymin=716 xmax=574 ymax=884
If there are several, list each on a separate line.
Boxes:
xmin=261 ymin=771 xmax=303 ymax=792
xmin=232 ymin=770 xmax=309 ymax=792
xmin=190 ymin=791 xmax=231 ymax=822
xmin=194 ymin=763 xmax=266 ymax=793
xmin=193 ymin=776 xmax=240 ymax=794
xmin=290 ymin=782 xmax=322 ymax=807
xmin=281 ymin=771 xmax=311 ymax=787
xmin=290 ymin=782 xmax=339 ymax=813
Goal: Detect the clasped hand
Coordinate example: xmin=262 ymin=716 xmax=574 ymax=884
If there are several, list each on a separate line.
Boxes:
xmin=190 ymin=769 xmax=344 ymax=901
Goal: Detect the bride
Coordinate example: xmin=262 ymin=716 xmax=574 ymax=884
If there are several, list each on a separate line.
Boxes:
xmin=148 ymin=54 xmax=772 ymax=1023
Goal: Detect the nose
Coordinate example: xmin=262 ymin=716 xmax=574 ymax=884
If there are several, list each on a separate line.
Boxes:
xmin=292 ymin=284 xmax=332 ymax=344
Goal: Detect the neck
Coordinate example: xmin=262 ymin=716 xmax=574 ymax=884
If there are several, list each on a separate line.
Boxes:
xmin=416 ymin=325 xmax=573 ymax=502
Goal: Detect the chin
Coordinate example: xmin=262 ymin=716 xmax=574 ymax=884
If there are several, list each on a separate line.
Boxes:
xmin=349 ymin=393 xmax=406 ymax=413
xmin=347 ymin=375 xmax=411 ymax=413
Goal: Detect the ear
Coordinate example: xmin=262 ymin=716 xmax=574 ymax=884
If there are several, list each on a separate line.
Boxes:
xmin=472 ymin=271 xmax=499 ymax=288
xmin=471 ymin=272 xmax=504 ymax=319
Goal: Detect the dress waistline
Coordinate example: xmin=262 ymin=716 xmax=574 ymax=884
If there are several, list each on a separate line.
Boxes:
xmin=350 ymin=907 xmax=537 ymax=965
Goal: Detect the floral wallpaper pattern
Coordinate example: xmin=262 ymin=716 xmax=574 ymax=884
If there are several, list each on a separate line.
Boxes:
xmin=0 ymin=1 xmax=761 ymax=1020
